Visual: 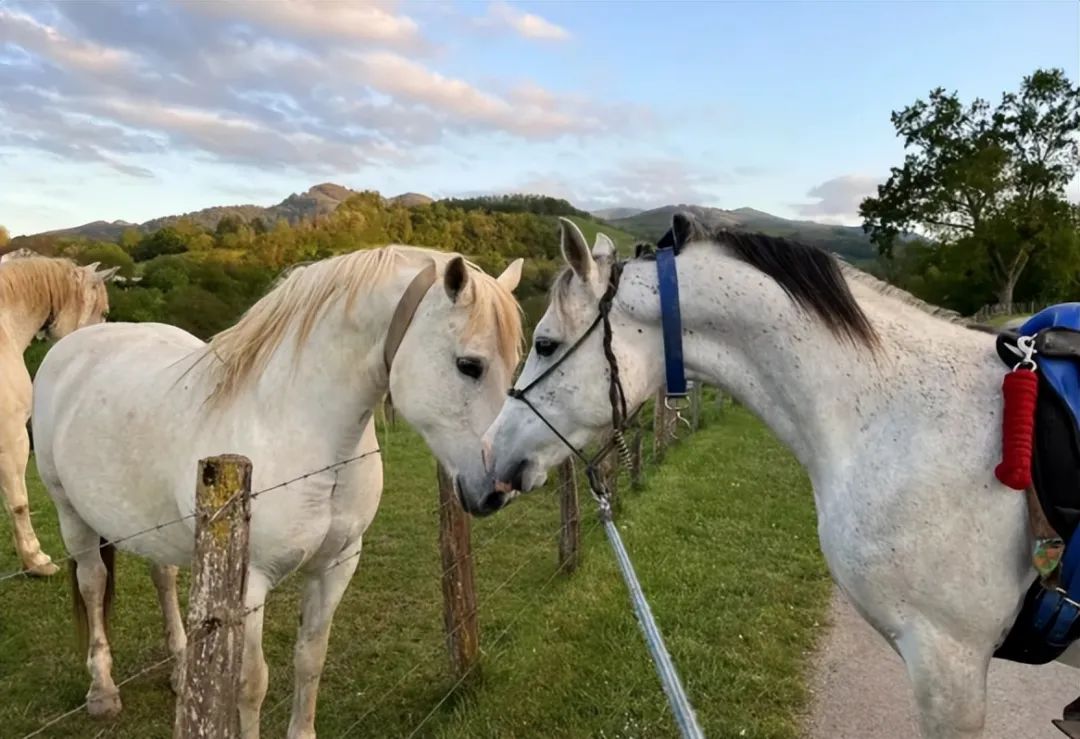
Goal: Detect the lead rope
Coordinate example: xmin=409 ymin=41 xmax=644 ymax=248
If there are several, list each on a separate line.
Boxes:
xmin=506 ymin=259 xmax=705 ymax=738
xmin=582 ymin=266 xmax=706 ymax=739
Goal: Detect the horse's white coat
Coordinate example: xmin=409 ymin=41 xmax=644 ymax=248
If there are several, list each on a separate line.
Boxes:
xmin=467 ymin=218 xmax=1076 ymax=739
xmin=0 ymin=257 xmax=115 ymax=575
xmin=32 ymin=246 xmax=523 ymax=738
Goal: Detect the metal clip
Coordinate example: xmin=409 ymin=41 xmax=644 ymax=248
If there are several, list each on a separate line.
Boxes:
xmin=1014 ymin=335 xmax=1038 ymax=371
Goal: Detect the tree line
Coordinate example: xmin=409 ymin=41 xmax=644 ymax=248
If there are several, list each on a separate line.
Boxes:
xmin=862 ymin=67 xmax=1080 ymax=315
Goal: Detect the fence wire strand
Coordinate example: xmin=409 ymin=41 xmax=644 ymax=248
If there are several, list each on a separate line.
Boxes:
xmin=0 ymin=448 xmax=382 ymax=584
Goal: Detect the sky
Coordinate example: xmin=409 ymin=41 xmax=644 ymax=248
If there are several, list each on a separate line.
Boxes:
xmin=0 ymin=0 xmax=1077 ymax=236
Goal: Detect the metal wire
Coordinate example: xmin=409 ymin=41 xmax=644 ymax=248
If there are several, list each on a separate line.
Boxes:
xmin=0 ymin=448 xmax=382 ymax=584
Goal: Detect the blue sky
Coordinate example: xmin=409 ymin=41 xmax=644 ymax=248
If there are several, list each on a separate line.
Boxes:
xmin=1 ymin=0 xmax=1077 ymax=236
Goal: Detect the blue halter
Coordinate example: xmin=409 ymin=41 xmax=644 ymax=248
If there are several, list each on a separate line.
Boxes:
xmin=653 ymin=226 xmax=688 ymax=402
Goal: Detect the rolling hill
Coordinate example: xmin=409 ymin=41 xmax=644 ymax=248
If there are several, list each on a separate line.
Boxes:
xmin=606 ymin=204 xmax=878 ymax=264
xmin=14 ymin=185 xmax=879 ymax=267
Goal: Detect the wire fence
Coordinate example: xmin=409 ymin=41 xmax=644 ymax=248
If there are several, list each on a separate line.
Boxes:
xmin=7 ymin=386 xmax=720 ymax=738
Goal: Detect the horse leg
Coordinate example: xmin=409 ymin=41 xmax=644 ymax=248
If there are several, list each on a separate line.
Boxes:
xmin=240 ymin=571 xmax=271 ymax=739
xmin=149 ymin=564 xmax=186 ymax=692
xmin=58 ymin=505 xmax=121 ymax=717
xmin=0 ymin=413 xmax=56 ymax=576
xmin=287 ymin=540 xmax=363 ymax=739
xmin=897 ymin=625 xmax=990 ymax=739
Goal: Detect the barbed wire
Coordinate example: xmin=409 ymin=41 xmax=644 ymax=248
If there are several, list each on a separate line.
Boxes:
xmin=337 ymin=516 xmax=600 ymax=738
xmin=261 ymin=498 xmax=543 ymax=723
xmin=0 ymin=448 xmax=382 ymax=584
xmin=20 ymin=479 xmax=569 ymax=737
xmin=22 ymin=593 xmax=274 ymax=739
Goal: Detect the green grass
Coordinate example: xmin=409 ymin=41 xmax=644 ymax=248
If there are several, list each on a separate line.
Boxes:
xmin=985 ymin=313 xmax=1032 ymax=328
xmin=0 ymin=406 xmax=830 ymax=738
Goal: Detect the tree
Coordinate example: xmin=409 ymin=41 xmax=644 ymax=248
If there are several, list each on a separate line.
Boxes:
xmin=133 ymin=227 xmax=190 ymax=261
xmin=73 ymin=242 xmax=136 ymax=278
xmin=0 ymin=224 xmax=9 ymax=248
xmin=861 ymin=68 xmax=1080 ymax=306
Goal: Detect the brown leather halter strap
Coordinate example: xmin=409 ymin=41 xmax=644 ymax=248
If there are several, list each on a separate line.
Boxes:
xmin=383 ymin=261 xmax=438 ymax=374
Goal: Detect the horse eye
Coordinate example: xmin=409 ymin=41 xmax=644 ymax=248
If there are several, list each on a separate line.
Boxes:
xmin=535 ymin=338 xmax=560 ymax=357
xmin=455 ymin=357 xmax=484 ymax=380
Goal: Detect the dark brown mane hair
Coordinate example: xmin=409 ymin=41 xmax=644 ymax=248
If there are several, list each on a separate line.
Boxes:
xmin=713 ymin=229 xmax=880 ymax=349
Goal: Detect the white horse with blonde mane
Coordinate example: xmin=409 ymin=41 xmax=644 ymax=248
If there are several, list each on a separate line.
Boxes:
xmin=0 ymin=255 xmax=116 ymax=575
xmin=31 ymin=245 xmax=523 ymax=738
xmin=462 ymin=215 xmax=1080 ymax=739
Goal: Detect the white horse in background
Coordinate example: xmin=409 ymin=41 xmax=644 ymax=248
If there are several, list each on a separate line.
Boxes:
xmin=0 ymin=256 xmax=117 ymax=575
xmin=461 ymin=215 xmax=1080 ymax=739
xmin=31 ymin=245 xmax=524 ymax=738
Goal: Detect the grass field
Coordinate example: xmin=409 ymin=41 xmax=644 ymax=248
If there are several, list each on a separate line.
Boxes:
xmin=0 ymin=405 xmax=831 ymax=738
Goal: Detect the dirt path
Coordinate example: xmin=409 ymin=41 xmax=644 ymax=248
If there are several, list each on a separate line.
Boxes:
xmin=803 ymin=590 xmax=1077 ymax=738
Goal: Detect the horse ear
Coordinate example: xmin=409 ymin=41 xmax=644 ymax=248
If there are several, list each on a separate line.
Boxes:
xmin=670 ymin=212 xmax=700 ymax=252
xmin=444 ymin=256 xmax=469 ymax=303
xmin=82 ymin=262 xmax=102 ymax=273
xmin=496 ymin=258 xmax=523 ymax=293
xmin=592 ymin=232 xmax=615 ymax=263
xmin=97 ymin=266 xmax=121 ymax=282
xmin=558 ymin=217 xmax=593 ymax=281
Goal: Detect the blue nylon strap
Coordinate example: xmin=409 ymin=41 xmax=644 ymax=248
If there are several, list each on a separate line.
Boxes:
xmin=1031 ymin=525 xmax=1080 ymax=644
xmin=655 ymin=246 xmax=687 ymax=398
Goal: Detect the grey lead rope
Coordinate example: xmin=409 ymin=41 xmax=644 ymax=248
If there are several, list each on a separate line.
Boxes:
xmin=595 ymin=498 xmax=706 ymax=738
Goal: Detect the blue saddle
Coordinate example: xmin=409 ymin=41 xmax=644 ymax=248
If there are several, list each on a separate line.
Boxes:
xmin=1018 ymin=304 xmax=1080 ymax=431
xmin=994 ymin=304 xmax=1080 ymax=664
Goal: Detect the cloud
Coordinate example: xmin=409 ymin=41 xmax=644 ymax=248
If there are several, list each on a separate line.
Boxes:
xmin=485 ymin=1 xmax=570 ymax=41
xmin=350 ymin=52 xmax=599 ymax=138
xmin=793 ymin=175 xmax=880 ymax=223
xmin=481 ymin=157 xmax=732 ymax=212
xmin=0 ymin=8 xmax=139 ymax=75
xmin=181 ymin=0 xmax=425 ymax=50
xmin=0 ymin=1 xmax=642 ymax=180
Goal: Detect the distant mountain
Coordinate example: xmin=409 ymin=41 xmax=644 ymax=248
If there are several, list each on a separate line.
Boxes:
xmin=389 ymin=192 xmax=434 ymax=207
xmin=19 ymin=183 xmax=364 ymax=242
xmin=32 ymin=219 xmax=139 ymax=242
xmin=592 ymin=207 xmax=643 ymax=220
xmin=609 ymin=204 xmax=877 ymax=264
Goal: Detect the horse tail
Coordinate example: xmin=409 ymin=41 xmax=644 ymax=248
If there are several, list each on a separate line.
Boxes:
xmin=70 ymin=538 xmax=116 ymax=654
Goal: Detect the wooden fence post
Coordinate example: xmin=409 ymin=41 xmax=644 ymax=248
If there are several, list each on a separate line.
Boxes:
xmin=437 ymin=462 xmax=479 ymax=678
xmin=174 ymin=454 xmax=252 ymax=739
xmin=689 ymin=383 xmax=703 ymax=432
xmin=557 ymin=459 xmax=580 ymax=573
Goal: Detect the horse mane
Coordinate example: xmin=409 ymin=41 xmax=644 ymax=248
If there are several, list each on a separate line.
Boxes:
xmin=708 ymin=230 xmax=881 ymax=349
xmin=198 ymin=245 xmax=523 ymax=407
xmin=0 ymin=256 xmax=105 ymax=318
xmin=833 ymin=261 xmax=990 ymax=330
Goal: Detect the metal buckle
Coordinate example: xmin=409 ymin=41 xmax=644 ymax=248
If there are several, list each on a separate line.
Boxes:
xmin=1053 ymin=587 xmax=1080 ymax=610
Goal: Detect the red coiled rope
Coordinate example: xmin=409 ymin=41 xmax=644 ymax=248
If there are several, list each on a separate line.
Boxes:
xmin=995 ymin=366 xmax=1039 ymax=490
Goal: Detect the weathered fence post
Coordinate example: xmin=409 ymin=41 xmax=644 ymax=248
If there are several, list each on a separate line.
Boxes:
xmin=174 ymin=454 xmax=252 ymax=739
xmin=689 ymin=383 xmax=703 ymax=432
xmin=557 ymin=459 xmax=580 ymax=573
xmin=437 ymin=462 xmax=479 ymax=678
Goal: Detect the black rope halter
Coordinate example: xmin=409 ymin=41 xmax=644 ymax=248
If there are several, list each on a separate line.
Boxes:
xmin=506 ymin=260 xmax=637 ymax=513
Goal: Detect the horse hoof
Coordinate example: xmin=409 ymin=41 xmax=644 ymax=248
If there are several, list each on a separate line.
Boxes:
xmin=87 ymin=691 xmax=122 ymax=718
xmin=24 ymin=558 xmax=59 ymax=577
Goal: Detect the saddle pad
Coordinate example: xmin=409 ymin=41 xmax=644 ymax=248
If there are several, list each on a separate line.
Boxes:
xmin=1020 ymin=304 xmax=1080 ymax=432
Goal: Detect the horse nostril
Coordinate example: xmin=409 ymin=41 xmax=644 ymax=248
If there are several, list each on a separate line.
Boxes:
xmin=509 ymin=460 xmax=527 ymax=492
xmin=478 ymin=490 xmax=505 ymax=516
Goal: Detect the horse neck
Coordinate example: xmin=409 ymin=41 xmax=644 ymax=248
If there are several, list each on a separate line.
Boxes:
xmin=0 ymin=268 xmax=55 ymax=350
xmin=627 ymin=249 xmax=984 ymax=485
xmin=215 ymin=264 xmax=424 ymax=449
